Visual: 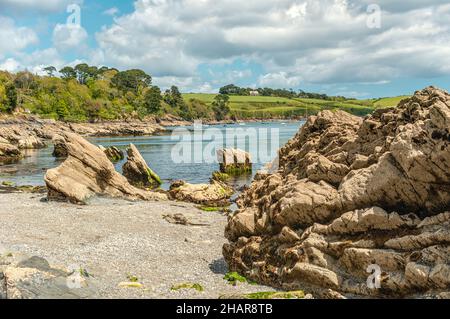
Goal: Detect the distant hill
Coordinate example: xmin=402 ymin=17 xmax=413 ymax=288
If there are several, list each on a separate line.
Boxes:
xmin=183 ymin=93 xmax=410 ymax=119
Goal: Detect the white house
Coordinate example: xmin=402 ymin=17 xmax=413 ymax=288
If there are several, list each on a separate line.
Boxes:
xmin=249 ymin=90 xmax=260 ymax=96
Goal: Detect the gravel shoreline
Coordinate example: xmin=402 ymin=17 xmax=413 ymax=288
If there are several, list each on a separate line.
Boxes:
xmin=0 ymin=193 xmax=276 ymax=299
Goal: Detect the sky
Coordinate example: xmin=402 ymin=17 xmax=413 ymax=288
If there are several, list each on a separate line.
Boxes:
xmin=1 ymin=0 xmax=450 ymax=98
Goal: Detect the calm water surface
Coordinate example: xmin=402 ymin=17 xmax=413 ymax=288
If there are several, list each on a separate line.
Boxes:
xmin=0 ymin=121 xmax=304 ymax=189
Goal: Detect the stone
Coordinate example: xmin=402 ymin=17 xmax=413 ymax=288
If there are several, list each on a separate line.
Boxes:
xmin=122 ymin=144 xmax=161 ymax=189
xmin=99 ymin=145 xmax=124 ymax=162
xmin=0 ymin=141 xmax=21 ymax=162
xmin=52 ymin=134 xmax=68 ymax=158
xmin=44 ymin=132 xmax=167 ymax=204
xmin=169 ymin=180 xmax=234 ymax=206
xmin=0 ymin=254 xmax=95 ymax=299
xmin=217 ymin=148 xmax=252 ymax=175
xmin=223 ymin=87 xmax=450 ymax=298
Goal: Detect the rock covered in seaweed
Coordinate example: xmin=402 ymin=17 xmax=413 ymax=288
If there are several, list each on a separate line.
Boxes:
xmin=44 ymin=132 xmax=166 ymax=204
xmin=223 ymin=86 xmax=450 ymax=298
xmin=122 ymin=143 xmax=161 ymax=189
xmin=99 ymin=145 xmax=125 ymax=163
xmin=217 ymin=148 xmax=252 ymax=175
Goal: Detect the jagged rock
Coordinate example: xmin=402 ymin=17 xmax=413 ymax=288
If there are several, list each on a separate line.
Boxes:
xmin=217 ymin=148 xmax=252 ymax=174
xmin=223 ymin=87 xmax=450 ymax=298
xmin=44 ymin=132 xmax=167 ymax=204
xmin=0 ymin=126 xmax=46 ymax=149
xmin=169 ymin=180 xmax=234 ymax=206
xmin=122 ymin=144 xmax=161 ymax=189
xmin=99 ymin=145 xmax=124 ymax=162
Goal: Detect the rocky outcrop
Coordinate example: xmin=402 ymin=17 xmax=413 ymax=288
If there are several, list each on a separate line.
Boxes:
xmin=223 ymin=87 xmax=450 ymax=298
xmin=217 ymin=148 xmax=252 ymax=174
xmin=0 ymin=116 xmax=165 ymax=147
xmin=0 ymin=251 xmax=95 ymax=299
xmin=0 ymin=126 xmax=46 ymax=150
xmin=99 ymin=145 xmax=124 ymax=162
xmin=169 ymin=180 xmax=234 ymax=206
xmin=122 ymin=144 xmax=161 ymax=189
xmin=44 ymin=132 xmax=167 ymax=204
xmin=0 ymin=137 xmax=21 ymax=162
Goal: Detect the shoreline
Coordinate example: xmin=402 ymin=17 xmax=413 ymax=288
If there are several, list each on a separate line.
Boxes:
xmin=0 ymin=192 xmax=277 ymax=299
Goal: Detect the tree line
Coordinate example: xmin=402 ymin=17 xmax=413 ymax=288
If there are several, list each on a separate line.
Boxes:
xmin=219 ymin=84 xmax=348 ymax=101
xmin=0 ymin=64 xmax=230 ymax=122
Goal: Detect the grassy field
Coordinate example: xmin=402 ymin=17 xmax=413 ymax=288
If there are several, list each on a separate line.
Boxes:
xmin=183 ymin=93 xmax=410 ymax=119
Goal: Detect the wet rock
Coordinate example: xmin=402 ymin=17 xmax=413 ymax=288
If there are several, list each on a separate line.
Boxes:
xmin=122 ymin=144 xmax=161 ymax=189
xmin=44 ymin=132 xmax=167 ymax=204
xmin=217 ymin=148 xmax=252 ymax=175
xmin=169 ymin=180 xmax=234 ymax=206
xmin=223 ymin=86 xmax=450 ymax=298
xmin=99 ymin=145 xmax=124 ymax=163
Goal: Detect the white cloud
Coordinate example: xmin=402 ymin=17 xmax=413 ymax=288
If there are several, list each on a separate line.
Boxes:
xmin=258 ymin=72 xmax=302 ymax=88
xmin=52 ymin=23 xmax=88 ymax=52
xmin=0 ymin=16 xmax=38 ymax=58
xmin=0 ymin=58 xmax=20 ymax=72
xmin=0 ymin=0 xmax=83 ymax=12
xmin=93 ymin=0 xmax=450 ymax=89
xmin=103 ymin=7 xmax=119 ymax=16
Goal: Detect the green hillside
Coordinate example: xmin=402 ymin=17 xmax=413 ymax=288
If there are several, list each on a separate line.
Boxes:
xmin=183 ymin=93 xmax=409 ymax=118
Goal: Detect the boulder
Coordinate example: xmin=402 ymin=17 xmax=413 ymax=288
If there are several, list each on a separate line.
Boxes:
xmin=52 ymin=135 xmax=68 ymax=158
xmin=0 ymin=252 xmax=95 ymax=299
xmin=169 ymin=180 xmax=233 ymax=206
xmin=217 ymin=148 xmax=252 ymax=174
xmin=99 ymin=145 xmax=124 ymax=162
xmin=122 ymin=143 xmax=161 ymax=189
xmin=0 ymin=139 xmax=21 ymax=162
xmin=44 ymin=132 xmax=167 ymax=204
xmin=223 ymin=87 xmax=450 ymax=298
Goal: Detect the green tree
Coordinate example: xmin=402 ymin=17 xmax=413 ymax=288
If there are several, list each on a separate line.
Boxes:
xmin=212 ymin=94 xmax=230 ymax=121
xmin=111 ymin=69 xmax=152 ymax=93
xmin=43 ymin=66 xmax=57 ymax=77
xmin=5 ymin=83 xmax=17 ymax=113
xmin=59 ymin=66 xmax=77 ymax=80
xmin=144 ymin=86 xmax=162 ymax=114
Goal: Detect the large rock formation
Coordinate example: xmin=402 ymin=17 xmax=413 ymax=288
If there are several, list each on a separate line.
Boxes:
xmin=122 ymin=143 xmax=161 ymax=189
xmin=44 ymin=132 xmax=167 ymax=204
xmin=223 ymin=87 xmax=450 ymax=298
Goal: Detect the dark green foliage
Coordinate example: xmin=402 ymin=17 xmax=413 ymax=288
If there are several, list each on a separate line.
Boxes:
xmin=144 ymin=86 xmax=162 ymax=114
xmin=59 ymin=66 xmax=77 ymax=80
xmin=212 ymin=94 xmax=230 ymax=120
xmin=43 ymin=66 xmax=57 ymax=77
xmin=111 ymin=69 xmax=152 ymax=93
xmin=5 ymin=83 xmax=17 ymax=113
